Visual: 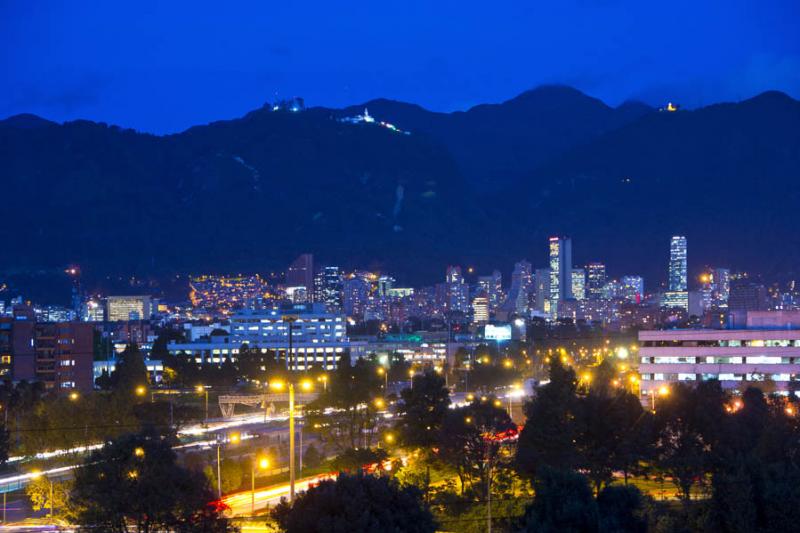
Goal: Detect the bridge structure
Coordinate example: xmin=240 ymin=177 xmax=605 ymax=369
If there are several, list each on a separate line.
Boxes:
xmin=217 ymin=393 xmax=319 ymax=418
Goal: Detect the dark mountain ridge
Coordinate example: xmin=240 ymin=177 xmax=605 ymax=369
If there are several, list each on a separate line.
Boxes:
xmin=0 ymin=86 xmax=798 ymax=290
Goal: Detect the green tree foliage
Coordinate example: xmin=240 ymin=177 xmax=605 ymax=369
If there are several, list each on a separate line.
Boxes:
xmin=576 ymin=387 xmax=652 ymax=494
xmin=303 ymin=443 xmax=323 ymax=469
xmin=395 ymin=371 xmax=450 ymax=449
xmin=305 ymin=357 xmax=382 ymax=452
xmin=111 ymin=343 xmax=150 ymax=394
xmin=597 ymin=485 xmax=648 ymax=533
xmin=516 ymin=358 xmax=580 ymax=479
xmin=652 ymin=382 xmax=725 ymax=504
xmin=519 ymin=468 xmax=599 ymax=533
xmin=204 ymin=460 xmax=244 ymax=494
xmin=26 ymin=477 xmax=74 ymax=519
xmin=437 ymin=398 xmax=515 ymax=495
xmin=71 ymin=430 xmax=233 ymax=532
xmin=271 ymin=472 xmax=436 ymax=533
xmin=328 ymin=447 xmax=388 ymax=472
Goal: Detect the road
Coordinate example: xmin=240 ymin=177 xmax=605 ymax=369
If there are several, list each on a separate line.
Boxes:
xmin=223 ymin=472 xmax=339 ymax=517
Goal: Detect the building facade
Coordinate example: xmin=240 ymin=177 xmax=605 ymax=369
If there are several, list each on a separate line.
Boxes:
xmin=548 ymin=236 xmax=573 ymax=317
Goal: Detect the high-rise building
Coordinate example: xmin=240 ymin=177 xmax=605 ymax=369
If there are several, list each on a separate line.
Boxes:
xmin=711 ymin=268 xmax=731 ymax=308
xmin=314 ymin=266 xmax=343 ymax=312
xmin=445 ymin=266 xmax=470 ymax=314
xmin=586 ymin=263 xmax=607 ymax=300
xmin=548 ymin=237 xmax=573 ymax=317
xmin=286 ymin=254 xmax=314 ymax=298
xmin=571 ymin=269 xmax=586 ymax=301
xmin=621 ymin=276 xmax=644 ymax=303
xmin=501 ymin=261 xmax=532 ymax=316
xmin=343 ymin=275 xmax=370 ymax=318
xmin=663 ymin=236 xmax=688 ymax=310
xmin=534 ymin=268 xmax=551 ymax=315
xmin=729 ymin=277 xmax=768 ymax=312
xmin=472 ymin=292 xmax=489 ymax=324
xmin=478 ymin=270 xmax=503 ymax=313
xmin=669 ymin=236 xmax=687 ymax=291
xmin=106 ymin=296 xmax=152 ymax=322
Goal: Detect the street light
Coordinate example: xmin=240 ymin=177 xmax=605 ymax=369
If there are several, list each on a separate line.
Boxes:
xmin=135 ymin=385 xmax=147 ymax=398
xmin=317 ymin=373 xmax=329 ymax=392
xmin=374 ymin=398 xmax=386 ymax=410
xmin=68 ymin=391 xmax=79 ymax=401
xmin=377 ymin=366 xmax=388 ymax=391
xmin=270 ymin=379 xmax=313 ymax=502
xmin=196 ymin=385 xmax=209 ymax=424
xmin=251 ymin=455 xmax=270 ymax=515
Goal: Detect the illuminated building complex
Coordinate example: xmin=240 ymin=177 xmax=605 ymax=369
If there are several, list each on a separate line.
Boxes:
xmin=548 ymin=236 xmax=573 ymax=317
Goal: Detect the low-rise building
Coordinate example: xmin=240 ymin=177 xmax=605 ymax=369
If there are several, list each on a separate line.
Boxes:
xmin=638 ymin=311 xmax=800 ymax=400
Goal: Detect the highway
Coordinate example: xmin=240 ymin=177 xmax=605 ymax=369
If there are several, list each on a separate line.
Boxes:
xmin=223 ymin=472 xmax=338 ymax=517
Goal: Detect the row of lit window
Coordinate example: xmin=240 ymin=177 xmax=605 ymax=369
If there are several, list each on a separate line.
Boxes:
xmin=643 ymin=373 xmax=796 ymax=382
xmin=643 ymin=356 xmax=800 ymax=364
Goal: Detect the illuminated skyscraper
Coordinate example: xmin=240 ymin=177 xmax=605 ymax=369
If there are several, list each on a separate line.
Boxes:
xmin=314 ymin=266 xmax=343 ymax=312
xmin=445 ymin=266 xmax=469 ymax=314
xmin=534 ymin=268 xmax=551 ymax=314
xmin=478 ymin=270 xmax=503 ymax=313
xmin=663 ymin=236 xmax=688 ymax=310
xmin=571 ymin=268 xmax=586 ymax=301
xmin=548 ymin=237 xmax=573 ymax=317
xmin=669 ymin=236 xmax=687 ymax=291
xmin=621 ymin=276 xmax=644 ymax=303
xmin=472 ymin=291 xmax=489 ymax=324
xmin=501 ymin=261 xmax=532 ymax=315
xmin=586 ymin=263 xmax=607 ymax=300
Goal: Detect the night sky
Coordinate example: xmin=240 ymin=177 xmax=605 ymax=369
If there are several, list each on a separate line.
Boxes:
xmin=2 ymin=0 xmax=799 ymax=134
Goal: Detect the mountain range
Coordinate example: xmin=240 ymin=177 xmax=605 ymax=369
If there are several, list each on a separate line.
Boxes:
xmin=1 ymin=85 xmax=799 ymax=293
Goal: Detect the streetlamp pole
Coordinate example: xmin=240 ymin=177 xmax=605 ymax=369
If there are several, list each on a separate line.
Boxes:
xmin=216 ymin=440 xmax=222 ymax=499
xmin=251 ymin=459 xmax=256 ymax=516
xmin=289 ymin=383 xmax=296 ymax=502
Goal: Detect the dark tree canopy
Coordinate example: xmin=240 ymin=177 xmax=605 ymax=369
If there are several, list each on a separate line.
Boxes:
xmin=272 ymin=472 xmax=436 ymax=533
xmin=516 ymin=358 xmax=580 ymax=478
xmin=71 ymin=430 xmax=232 ymax=532
xmin=395 ymin=371 xmax=451 ymax=449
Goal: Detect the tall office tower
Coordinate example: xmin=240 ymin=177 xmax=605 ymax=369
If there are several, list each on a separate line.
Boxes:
xmin=286 ymin=253 xmax=314 ymax=298
xmin=478 ymin=270 xmax=503 ymax=313
xmin=711 ymin=268 xmax=731 ymax=308
xmin=472 ymin=291 xmax=489 ymax=324
xmin=729 ymin=277 xmax=768 ymax=312
xmin=571 ymin=269 xmax=586 ymax=301
xmin=662 ymin=236 xmax=689 ymax=310
xmin=621 ymin=276 xmax=645 ymax=303
xmin=343 ymin=276 xmax=370 ymax=318
xmin=548 ymin=236 xmax=573 ymax=317
xmin=534 ymin=268 xmax=551 ymax=314
xmin=106 ymin=296 xmax=152 ymax=322
xmin=501 ymin=261 xmax=532 ymax=315
xmin=445 ymin=266 xmax=470 ymax=314
xmin=314 ymin=266 xmax=344 ymax=312
xmin=669 ymin=236 xmax=688 ymax=291
xmin=586 ymin=263 xmax=607 ymax=300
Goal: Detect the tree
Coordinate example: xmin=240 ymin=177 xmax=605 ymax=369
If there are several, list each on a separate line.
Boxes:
xmin=437 ymin=399 xmax=515 ymax=496
xmin=205 ymin=460 xmax=244 ymax=494
xmin=516 ymin=358 xmax=580 ymax=479
xmin=111 ymin=343 xmax=149 ymax=395
xmin=272 ymin=472 xmax=436 ymax=533
xmin=27 ymin=477 xmax=74 ymax=519
xmin=71 ymin=429 xmax=232 ymax=532
xmin=0 ymin=423 xmax=8 ymax=466
xmin=597 ymin=485 xmax=648 ymax=533
xmin=395 ymin=371 xmax=450 ymax=449
xmin=305 ymin=357 xmax=382 ymax=452
xmin=328 ymin=447 xmax=388 ymax=472
xmin=653 ymin=382 xmax=721 ymax=505
xmin=518 ymin=468 xmax=599 ymax=533
xmin=576 ymin=389 xmax=652 ymax=494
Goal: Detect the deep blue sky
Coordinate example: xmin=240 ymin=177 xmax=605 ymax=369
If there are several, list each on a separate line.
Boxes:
xmin=2 ymin=0 xmax=798 ymax=134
